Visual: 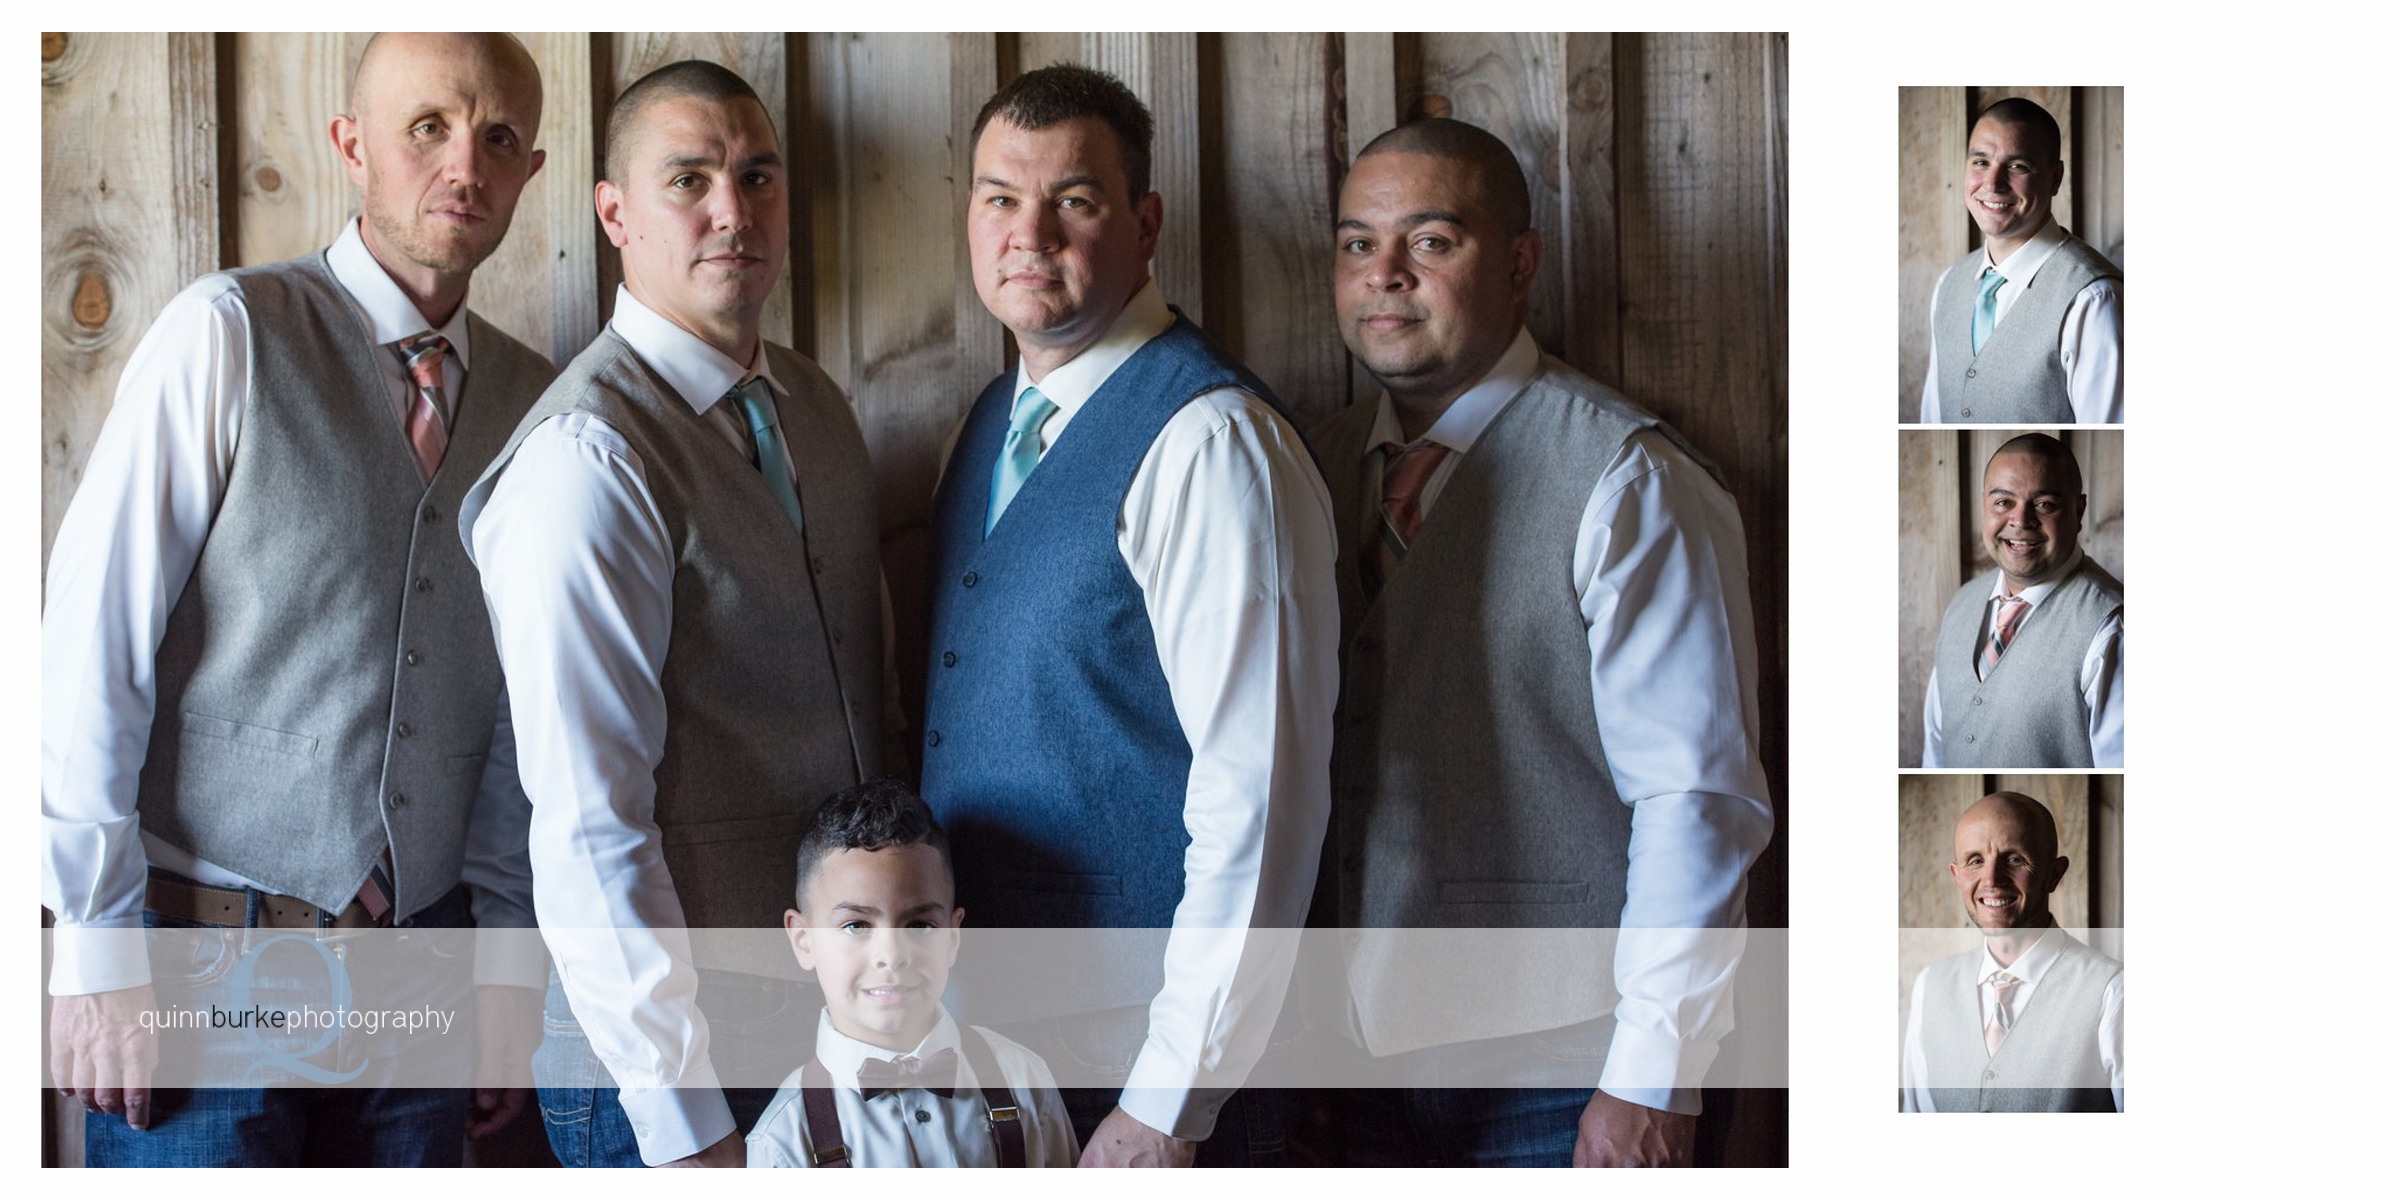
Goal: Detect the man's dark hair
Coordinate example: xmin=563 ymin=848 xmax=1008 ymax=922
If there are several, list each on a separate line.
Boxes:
xmin=605 ymin=59 xmax=770 ymax=184
xmin=1352 ymin=117 xmax=1533 ymax=236
xmin=1971 ymin=96 xmax=2062 ymax=167
xmin=1990 ymin=431 xmax=2083 ymax=497
xmin=971 ymin=64 xmax=1154 ymax=199
xmin=792 ymin=778 xmax=954 ymax=907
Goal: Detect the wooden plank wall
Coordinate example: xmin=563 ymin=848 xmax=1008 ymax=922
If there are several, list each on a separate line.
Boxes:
xmin=1896 ymin=773 xmax=2123 ymax=1031
xmin=1896 ymin=428 xmax=2123 ymax=765
xmin=43 ymin=32 xmax=1788 ymax=1162
xmin=1896 ymin=86 xmax=2124 ymax=420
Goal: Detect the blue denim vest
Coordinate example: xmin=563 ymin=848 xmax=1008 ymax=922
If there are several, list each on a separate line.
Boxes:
xmin=922 ymin=316 xmax=1276 ymax=930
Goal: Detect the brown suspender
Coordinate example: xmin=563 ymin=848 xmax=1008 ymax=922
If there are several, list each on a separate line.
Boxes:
xmin=799 ymin=1027 xmax=1028 ymax=1168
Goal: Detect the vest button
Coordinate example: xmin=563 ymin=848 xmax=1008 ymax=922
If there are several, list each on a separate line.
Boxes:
xmin=414 ymin=576 xmax=432 ymax=592
xmin=941 ymin=651 xmax=957 ymax=668
xmin=811 ymin=556 xmax=826 ymax=573
xmin=1961 ymin=407 xmax=1975 ymax=418
xmin=926 ymin=730 xmax=942 ymax=747
xmin=1965 ymin=368 xmax=1977 ymax=378
xmin=1965 ymin=734 xmax=1976 ymax=743
xmin=387 ymin=792 xmax=408 ymax=810
xmin=396 ymin=722 xmax=413 ymax=739
xmin=962 ymin=571 xmax=978 ymax=588
xmin=404 ymin=650 xmax=422 ymax=667
xmin=422 ymin=505 xmax=441 ymax=524
xmin=1984 ymin=1070 xmax=1996 ymax=1080
xmin=914 ymin=1109 xmax=931 ymax=1123
xmin=1972 ymin=696 xmax=1983 ymax=706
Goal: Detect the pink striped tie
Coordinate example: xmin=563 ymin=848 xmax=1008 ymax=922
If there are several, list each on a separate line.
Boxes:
xmin=1365 ymin=440 xmax=1450 ymax=599
xmin=394 ymin=333 xmax=451 ymax=482
xmin=1976 ymin=595 xmax=2031 ymax=682
xmin=1984 ymin=971 xmax=2020 ymax=1056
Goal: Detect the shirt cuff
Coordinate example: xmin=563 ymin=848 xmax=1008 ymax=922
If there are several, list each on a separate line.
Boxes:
xmin=47 ymin=922 xmax=152 ymax=996
xmin=1597 ymin=1021 xmax=1711 ymax=1117
xmin=615 ymin=1073 xmax=736 ymax=1166
xmin=1119 ymin=1049 xmax=1233 ymax=1142
xmin=471 ymin=926 xmax=550 ymax=990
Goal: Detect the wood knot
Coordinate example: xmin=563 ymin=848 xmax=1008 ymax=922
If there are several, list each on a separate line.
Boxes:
xmin=41 ymin=32 xmax=66 ymax=62
xmin=254 ymin=165 xmax=282 ymax=193
xmin=71 ymin=270 xmax=111 ymax=329
xmin=1412 ymin=93 xmax=1453 ymax=120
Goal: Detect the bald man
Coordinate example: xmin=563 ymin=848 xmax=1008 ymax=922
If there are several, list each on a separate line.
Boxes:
xmin=1313 ymin=118 xmax=1772 ymax=1166
xmin=1901 ymin=792 xmax=2122 ymax=1112
xmin=1918 ymin=97 xmax=2123 ymax=424
xmin=1921 ymin=433 xmax=2123 ymax=768
xmin=42 ymin=33 xmax=555 ymax=1165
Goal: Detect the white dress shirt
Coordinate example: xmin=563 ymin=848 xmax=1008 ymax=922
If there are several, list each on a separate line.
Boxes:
xmin=1358 ymin=327 xmax=1775 ymax=1115
xmin=1900 ymin=926 xmax=2125 ymax=1112
xmin=464 ymin=285 xmax=838 ymax=1164
xmin=1917 ymin=219 xmax=2124 ymax=424
xmin=1920 ymin=551 xmax=2125 ymax=768
xmin=40 ymin=219 xmax=531 ymax=996
xmin=937 ymin=280 xmax=1339 ymax=1141
xmin=746 ymin=1009 xmax=1079 ymax=1168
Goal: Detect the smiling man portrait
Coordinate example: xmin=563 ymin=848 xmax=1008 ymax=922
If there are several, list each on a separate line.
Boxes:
xmin=1920 ymin=432 xmax=2123 ymax=768
xmin=1901 ymin=791 xmax=2123 ymax=1112
xmin=1918 ymin=96 xmax=2122 ymax=424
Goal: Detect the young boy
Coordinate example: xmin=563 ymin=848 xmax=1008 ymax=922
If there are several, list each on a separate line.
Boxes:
xmin=747 ymin=779 xmax=1079 ymax=1167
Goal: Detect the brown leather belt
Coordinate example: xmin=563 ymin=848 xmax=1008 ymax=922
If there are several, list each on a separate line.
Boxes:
xmin=146 ymin=874 xmax=384 ymax=931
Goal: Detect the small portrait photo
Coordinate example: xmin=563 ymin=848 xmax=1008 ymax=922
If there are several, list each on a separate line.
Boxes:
xmin=1898 ymin=428 xmax=2121 ymax=769
xmin=1898 ymin=776 xmax=2122 ymax=1112
xmin=1899 ymin=87 xmax=2123 ymax=425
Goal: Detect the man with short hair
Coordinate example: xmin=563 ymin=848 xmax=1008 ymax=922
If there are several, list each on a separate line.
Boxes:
xmin=920 ymin=63 xmax=1339 ymax=1167
xmin=464 ymin=59 xmax=885 ymax=1168
xmin=1312 ymin=117 xmax=1774 ymax=1167
xmin=1921 ymin=433 xmax=2123 ymax=768
xmin=1901 ymin=791 xmax=2122 ymax=1112
xmin=1918 ymin=96 xmax=2123 ymax=424
xmin=42 ymin=32 xmax=555 ymax=1166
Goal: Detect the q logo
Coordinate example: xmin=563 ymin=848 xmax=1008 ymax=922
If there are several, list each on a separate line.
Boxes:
xmin=231 ymin=934 xmax=367 ymax=1084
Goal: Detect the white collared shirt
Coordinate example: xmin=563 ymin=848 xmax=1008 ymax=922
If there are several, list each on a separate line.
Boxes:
xmin=747 ymin=1009 xmax=1079 ymax=1168
xmin=1357 ymin=327 xmax=1776 ymax=1115
xmin=941 ymin=279 xmax=1340 ymax=1141
xmin=1900 ymin=926 xmax=2126 ymax=1112
xmin=1920 ymin=551 xmax=2126 ymax=767
xmin=39 ymin=219 xmax=526 ymax=996
xmin=1916 ymin=218 xmax=2124 ymax=423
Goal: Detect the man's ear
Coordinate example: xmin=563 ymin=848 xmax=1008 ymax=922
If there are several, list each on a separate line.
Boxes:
xmin=940 ymin=906 xmax=966 ymax=968
xmin=1510 ymin=226 xmax=1543 ymax=313
xmin=1135 ymin=190 xmax=1163 ymax=259
xmin=2040 ymin=856 xmax=2071 ymax=895
xmin=528 ymin=147 xmax=548 ymax=183
xmin=785 ymin=907 xmax=815 ymax=972
xmin=595 ymin=179 xmax=631 ymax=250
xmin=329 ymin=114 xmax=369 ymax=188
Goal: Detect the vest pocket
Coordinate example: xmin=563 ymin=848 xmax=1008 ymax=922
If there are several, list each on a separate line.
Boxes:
xmin=180 ymin=711 xmax=319 ymax=758
xmin=1437 ymin=880 xmax=1593 ymax=906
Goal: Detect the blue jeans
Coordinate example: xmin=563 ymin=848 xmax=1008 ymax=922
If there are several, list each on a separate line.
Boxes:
xmin=1338 ymin=1018 xmax=1614 ymax=1167
xmin=532 ymin=969 xmax=803 ymax=1167
xmin=82 ymin=879 xmax=474 ymax=1167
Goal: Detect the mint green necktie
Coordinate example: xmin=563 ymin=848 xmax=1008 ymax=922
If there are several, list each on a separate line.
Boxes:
xmin=729 ymin=377 xmax=805 ymax=536
xmin=985 ymin=385 xmax=1057 ymax=536
xmin=1970 ymin=267 xmax=2008 ymax=356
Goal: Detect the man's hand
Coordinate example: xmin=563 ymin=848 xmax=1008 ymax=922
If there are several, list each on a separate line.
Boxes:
xmin=467 ymin=984 xmax=543 ymax=1138
xmin=1077 ymin=1106 xmax=1197 ymax=1168
xmin=656 ymin=1130 xmax=746 ymax=1168
xmin=1572 ymin=1089 xmax=1695 ymax=1167
xmin=50 ymin=984 xmax=160 ymax=1130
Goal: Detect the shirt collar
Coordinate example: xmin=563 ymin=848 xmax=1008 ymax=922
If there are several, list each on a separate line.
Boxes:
xmin=607 ymin=284 xmax=783 ymax=416
xmin=1985 ymin=548 xmax=2085 ymax=610
xmin=1009 ymin=278 xmax=1173 ymax=420
xmin=811 ymin=1006 xmax=962 ymax=1090
xmin=1978 ymin=923 xmax=2067 ymax=989
xmin=1363 ymin=327 xmax=1541 ymax=457
xmin=326 ymin=218 xmax=472 ymax=369
xmin=1982 ymin=216 xmax=2067 ymax=284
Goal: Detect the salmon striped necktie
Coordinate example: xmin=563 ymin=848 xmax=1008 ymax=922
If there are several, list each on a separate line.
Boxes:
xmin=393 ymin=333 xmax=452 ymax=482
xmin=1976 ymin=595 xmax=2032 ymax=681
xmin=1363 ymin=440 xmax=1450 ymax=600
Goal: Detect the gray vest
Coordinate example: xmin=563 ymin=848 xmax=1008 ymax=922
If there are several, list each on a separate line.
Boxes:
xmin=1934 ymin=560 xmax=2122 ymax=768
xmin=135 ymin=252 xmax=556 ymax=919
xmin=1919 ymin=934 xmax=2118 ymax=1112
xmin=1313 ymin=355 xmax=1728 ymax=1051
xmin=472 ymin=331 xmax=883 ymax=931
xmin=1931 ymin=229 xmax=2118 ymax=423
